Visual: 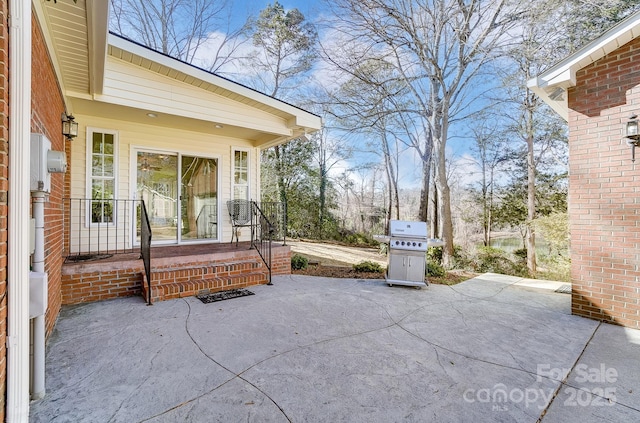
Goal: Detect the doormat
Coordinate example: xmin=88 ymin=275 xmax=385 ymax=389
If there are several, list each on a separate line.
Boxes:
xmin=196 ymin=289 xmax=255 ymax=304
xmin=555 ymin=284 xmax=572 ymax=294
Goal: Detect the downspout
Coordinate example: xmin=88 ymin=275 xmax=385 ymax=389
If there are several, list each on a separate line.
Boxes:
xmin=30 ymin=192 xmax=46 ymax=400
xmin=7 ymin=0 xmax=32 ymax=421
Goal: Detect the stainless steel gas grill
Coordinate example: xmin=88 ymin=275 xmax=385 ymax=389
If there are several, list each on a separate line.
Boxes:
xmin=374 ymin=220 xmax=444 ymax=288
xmin=385 ymin=220 xmax=440 ymax=288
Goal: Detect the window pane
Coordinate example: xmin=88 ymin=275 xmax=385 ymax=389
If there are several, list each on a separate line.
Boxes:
xmin=92 ymin=155 xmax=103 ymax=176
xmin=92 ymin=180 xmax=103 ymax=199
xmin=104 ymin=134 xmax=114 ymax=153
xmin=234 ymin=185 xmax=248 ymax=200
xmin=235 ymin=151 xmax=247 ymax=167
xmin=103 ymin=179 xmax=114 ymax=199
xmin=235 ymin=171 xmax=248 ymax=185
xmin=93 ymin=133 xmax=102 ymax=153
xmin=104 ymin=156 xmax=114 ymax=177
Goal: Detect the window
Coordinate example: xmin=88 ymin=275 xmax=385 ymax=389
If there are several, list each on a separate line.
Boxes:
xmin=232 ymin=149 xmax=249 ymax=200
xmin=88 ymin=130 xmax=117 ymax=224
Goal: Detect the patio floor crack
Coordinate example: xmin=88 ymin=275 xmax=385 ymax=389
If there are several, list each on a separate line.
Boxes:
xmin=139 ymin=298 xmax=293 ymax=423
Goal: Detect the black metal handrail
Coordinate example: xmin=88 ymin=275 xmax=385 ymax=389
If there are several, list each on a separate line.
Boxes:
xmin=258 ymin=201 xmax=286 ymax=245
xmin=251 ymin=201 xmax=274 ymax=285
xmin=140 ymin=201 xmax=152 ymax=305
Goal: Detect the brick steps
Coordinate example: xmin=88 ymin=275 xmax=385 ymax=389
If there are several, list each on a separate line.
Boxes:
xmin=62 ymin=244 xmax=291 ymax=305
xmin=141 ymin=258 xmax=270 ymax=303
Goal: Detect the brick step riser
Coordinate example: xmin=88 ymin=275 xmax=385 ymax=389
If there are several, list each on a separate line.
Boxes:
xmin=147 ymin=259 xmax=265 ymax=285
xmin=141 ymin=272 xmax=267 ymax=302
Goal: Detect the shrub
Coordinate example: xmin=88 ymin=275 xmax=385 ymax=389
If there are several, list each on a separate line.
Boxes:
xmin=513 ymin=247 xmax=527 ymax=262
xmin=473 ymin=246 xmax=528 ymax=277
xmin=427 ymin=246 xmax=443 ymax=264
xmin=291 ymin=254 xmax=308 ymax=270
xmin=426 ymin=260 xmax=445 ymax=277
xmin=334 ymin=229 xmax=379 ymax=247
xmin=450 ymin=244 xmax=473 ymax=269
xmin=353 ymin=261 xmax=384 ymax=273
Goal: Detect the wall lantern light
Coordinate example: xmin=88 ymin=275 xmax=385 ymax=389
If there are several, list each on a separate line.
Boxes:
xmin=624 ymin=114 xmax=640 ymax=162
xmin=61 ymin=113 xmax=78 ymax=140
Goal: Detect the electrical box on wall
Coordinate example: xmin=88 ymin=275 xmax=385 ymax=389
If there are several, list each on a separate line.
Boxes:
xmin=30 ymin=133 xmax=67 ymax=193
xmin=29 ymin=271 xmax=48 ymax=318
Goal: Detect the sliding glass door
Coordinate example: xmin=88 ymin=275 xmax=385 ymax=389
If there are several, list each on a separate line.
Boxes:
xmin=137 ymin=151 xmax=178 ymax=242
xmin=181 ymin=156 xmax=218 ymax=240
xmin=136 ymin=150 xmax=218 ymax=244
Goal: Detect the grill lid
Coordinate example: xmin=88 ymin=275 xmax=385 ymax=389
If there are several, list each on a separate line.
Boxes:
xmin=389 ymin=220 xmax=428 ymax=239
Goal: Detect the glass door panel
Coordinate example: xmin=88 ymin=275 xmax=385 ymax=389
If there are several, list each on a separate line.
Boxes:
xmin=181 ymin=156 xmax=218 ymax=240
xmin=137 ymin=151 xmax=178 ymax=242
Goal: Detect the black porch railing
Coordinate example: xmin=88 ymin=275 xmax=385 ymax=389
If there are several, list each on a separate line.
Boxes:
xmin=63 ymin=198 xmax=152 ymax=303
xmin=140 ymin=201 xmax=152 ymax=305
xmin=63 ymin=198 xmax=150 ymax=259
xmin=258 ymin=201 xmax=286 ymax=245
xmin=251 ymin=201 xmax=275 ymax=285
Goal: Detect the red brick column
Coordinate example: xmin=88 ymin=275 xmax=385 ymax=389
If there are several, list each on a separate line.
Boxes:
xmin=31 ymin=15 xmax=66 ymax=336
xmin=567 ymin=38 xmax=640 ymax=328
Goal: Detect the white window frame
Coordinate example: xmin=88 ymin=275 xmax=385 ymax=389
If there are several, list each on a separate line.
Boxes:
xmin=86 ymin=127 xmax=119 ymax=226
xmin=231 ymin=147 xmax=251 ymax=201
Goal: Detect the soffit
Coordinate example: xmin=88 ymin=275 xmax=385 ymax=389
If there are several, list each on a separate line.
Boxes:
xmin=37 ymin=0 xmax=90 ymax=95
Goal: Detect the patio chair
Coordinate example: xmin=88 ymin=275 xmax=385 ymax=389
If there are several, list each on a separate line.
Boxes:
xmin=227 ymin=199 xmax=253 ymax=246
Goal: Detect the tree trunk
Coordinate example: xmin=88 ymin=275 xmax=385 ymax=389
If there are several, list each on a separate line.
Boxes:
xmin=418 ymin=156 xmax=430 ymax=222
xmin=526 ymin=94 xmax=537 ymax=275
xmin=274 ymin=145 xmax=288 ymax=209
xmin=434 ymin=137 xmax=454 ymax=266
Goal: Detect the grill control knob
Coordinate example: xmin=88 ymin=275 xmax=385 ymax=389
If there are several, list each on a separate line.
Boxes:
xmin=412 ymin=242 xmax=416 ymax=246
xmin=401 ymin=241 xmax=405 ymax=246
xmin=418 ymin=242 xmax=422 ymax=248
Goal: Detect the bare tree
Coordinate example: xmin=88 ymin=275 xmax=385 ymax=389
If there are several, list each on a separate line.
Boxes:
xmin=324 ymin=0 xmax=525 ymax=265
xmin=325 ymin=59 xmax=407 ymax=229
xmin=468 ymin=120 xmax=511 ymax=247
xmin=109 ymin=0 xmax=249 ymax=72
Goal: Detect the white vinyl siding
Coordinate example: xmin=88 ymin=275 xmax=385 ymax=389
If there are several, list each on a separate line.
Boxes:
xmin=102 ymin=57 xmax=292 ymax=136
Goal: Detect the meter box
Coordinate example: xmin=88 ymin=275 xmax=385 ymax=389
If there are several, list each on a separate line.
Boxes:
xmin=30 ymin=133 xmax=67 ymax=193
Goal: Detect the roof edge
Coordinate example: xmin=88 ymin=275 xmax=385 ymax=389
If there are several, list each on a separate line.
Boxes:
xmin=528 ymin=10 xmax=640 ymax=121
xmin=107 ymin=32 xmax=322 ymax=130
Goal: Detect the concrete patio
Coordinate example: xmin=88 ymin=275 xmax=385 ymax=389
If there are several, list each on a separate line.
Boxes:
xmin=30 ymin=273 xmax=640 ymax=422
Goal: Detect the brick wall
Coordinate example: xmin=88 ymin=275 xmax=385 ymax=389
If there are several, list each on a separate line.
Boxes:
xmin=62 ymin=268 xmax=142 ymax=305
xmin=567 ymin=37 xmax=640 ymax=329
xmin=0 ymin=1 xmax=8 ymax=419
xmin=31 ymin=15 xmax=66 ymax=336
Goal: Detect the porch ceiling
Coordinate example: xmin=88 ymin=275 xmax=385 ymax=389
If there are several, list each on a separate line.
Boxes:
xmin=35 ymin=0 xmax=108 ymax=99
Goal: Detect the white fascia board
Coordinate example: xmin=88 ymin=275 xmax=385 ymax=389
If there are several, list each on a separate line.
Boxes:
xmin=528 ymin=11 xmax=640 ymax=121
xmin=87 ymin=1 xmax=109 ymax=95
xmin=108 ymin=34 xmax=321 ymax=130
